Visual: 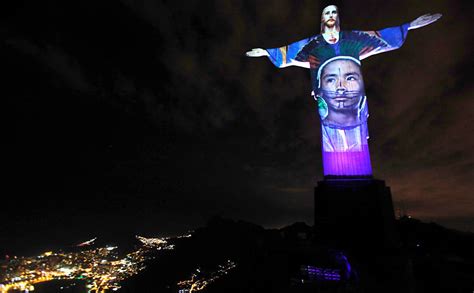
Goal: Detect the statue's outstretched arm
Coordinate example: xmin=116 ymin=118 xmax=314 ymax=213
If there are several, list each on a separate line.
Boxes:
xmin=245 ymin=36 xmax=316 ymax=68
xmin=359 ymin=13 xmax=442 ymax=60
xmin=245 ymin=48 xmax=269 ymax=57
xmin=408 ymin=13 xmax=442 ymax=30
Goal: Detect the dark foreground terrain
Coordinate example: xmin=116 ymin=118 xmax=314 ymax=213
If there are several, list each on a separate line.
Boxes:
xmin=117 ymin=216 xmax=474 ymax=293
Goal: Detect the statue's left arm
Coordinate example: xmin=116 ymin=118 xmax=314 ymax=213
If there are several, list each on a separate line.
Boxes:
xmin=358 ymin=13 xmax=442 ymax=60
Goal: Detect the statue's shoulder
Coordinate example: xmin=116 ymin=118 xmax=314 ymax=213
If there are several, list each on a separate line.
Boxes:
xmin=309 ymin=33 xmax=325 ymax=44
xmin=341 ymin=30 xmax=369 ymax=37
xmin=340 ymin=30 xmax=390 ymax=48
xmin=295 ymin=34 xmax=325 ymax=59
xmin=298 ymin=34 xmax=323 ymax=47
xmin=295 ymin=35 xmax=322 ymax=61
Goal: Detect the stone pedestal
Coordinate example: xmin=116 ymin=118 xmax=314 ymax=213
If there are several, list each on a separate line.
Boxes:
xmin=314 ymin=178 xmax=399 ymax=250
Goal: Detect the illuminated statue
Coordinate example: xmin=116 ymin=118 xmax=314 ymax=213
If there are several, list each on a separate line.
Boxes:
xmin=246 ymin=5 xmax=441 ymax=177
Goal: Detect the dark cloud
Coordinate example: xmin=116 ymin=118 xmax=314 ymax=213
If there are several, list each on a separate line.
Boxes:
xmin=5 ymin=38 xmax=94 ymax=93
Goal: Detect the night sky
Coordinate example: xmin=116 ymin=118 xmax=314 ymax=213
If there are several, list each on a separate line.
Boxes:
xmin=4 ymin=0 xmax=473 ymax=254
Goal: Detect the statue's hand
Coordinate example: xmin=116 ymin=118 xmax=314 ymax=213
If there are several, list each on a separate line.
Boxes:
xmin=245 ymin=48 xmax=269 ymax=57
xmin=408 ymin=13 xmax=442 ymax=30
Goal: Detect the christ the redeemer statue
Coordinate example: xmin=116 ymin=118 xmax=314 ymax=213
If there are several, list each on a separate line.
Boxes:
xmin=246 ymin=5 xmax=441 ymax=177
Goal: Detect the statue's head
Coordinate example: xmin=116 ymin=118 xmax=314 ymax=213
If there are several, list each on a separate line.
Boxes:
xmin=320 ymin=5 xmax=340 ymax=33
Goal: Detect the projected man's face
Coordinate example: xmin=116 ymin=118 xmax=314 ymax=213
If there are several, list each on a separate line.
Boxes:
xmin=321 ymin=59 xmax=363 ymax=110
xmin=319 ymin=59 xmax=365 ymax=126
xmin=321 ymin=5 xmax=339 ymax=29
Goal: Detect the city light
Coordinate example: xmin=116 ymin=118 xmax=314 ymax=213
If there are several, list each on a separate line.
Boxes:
xmin=177 ymin=260 xmax=237 ymax=292
xmin=0 ymin=236 xmax=176 ymax=293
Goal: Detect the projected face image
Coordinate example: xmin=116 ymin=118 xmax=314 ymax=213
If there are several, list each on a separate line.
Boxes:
xmin=321 ymin=5 xmax=338 ymax=28
xmin=318 ymin=59 xmax=365 ymax=127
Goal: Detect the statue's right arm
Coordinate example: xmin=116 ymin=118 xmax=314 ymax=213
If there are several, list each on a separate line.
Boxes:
xmin=245 ymin=36 xmax=316 ymax=69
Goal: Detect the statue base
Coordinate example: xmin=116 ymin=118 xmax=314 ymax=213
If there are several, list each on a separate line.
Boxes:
xmin=314 ymin=177 xmax=399 ymax=250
